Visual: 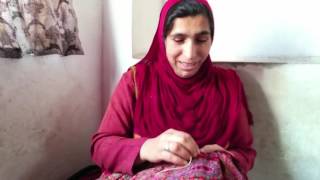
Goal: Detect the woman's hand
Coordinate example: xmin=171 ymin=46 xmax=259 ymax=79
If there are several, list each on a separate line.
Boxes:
xmin=139 ymin=129 xmax=200 ymax=166
xmin=200 ymin=143 xmax=229 ymax=153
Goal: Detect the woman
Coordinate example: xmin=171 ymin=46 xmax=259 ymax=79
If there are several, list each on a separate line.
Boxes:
xmin=91 ymin=0 xmax=256 ymax=179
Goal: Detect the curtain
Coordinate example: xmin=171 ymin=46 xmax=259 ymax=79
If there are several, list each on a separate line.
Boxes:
xmin=0 ymin=0 xmax=83 ymax=58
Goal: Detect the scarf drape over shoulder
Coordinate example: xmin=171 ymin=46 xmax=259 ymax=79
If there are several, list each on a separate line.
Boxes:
xmin=133 ymin=0 xmax=253 ymax=148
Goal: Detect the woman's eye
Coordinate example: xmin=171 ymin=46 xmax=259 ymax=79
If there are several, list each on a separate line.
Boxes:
xmin=196 ymin=38 xmax=208 ymax=43
xmin=173 ymin=38 xmax=184 ymax=43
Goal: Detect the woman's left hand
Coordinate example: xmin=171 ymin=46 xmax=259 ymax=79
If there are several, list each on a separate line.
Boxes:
xmin=200 ymin=144 xmax=228 ymax=154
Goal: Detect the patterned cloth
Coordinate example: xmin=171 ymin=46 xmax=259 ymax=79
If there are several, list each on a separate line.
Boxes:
xmin=0 ymin=0 xmax=83 ymax=58
xmin=99 ymin=152 xmax=246 ymax=180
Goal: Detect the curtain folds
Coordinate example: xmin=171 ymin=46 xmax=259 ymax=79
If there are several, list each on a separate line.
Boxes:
xmin=0 ymin=0 xmax=83 ymax=58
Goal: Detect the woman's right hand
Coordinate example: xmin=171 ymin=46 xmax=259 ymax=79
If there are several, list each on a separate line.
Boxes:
xmin=139 ymin=129 xmax=200 ymax=165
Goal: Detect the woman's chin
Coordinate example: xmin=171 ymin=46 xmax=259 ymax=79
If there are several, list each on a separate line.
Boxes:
xmin=176 ymin=70 xmax=197 ymax=78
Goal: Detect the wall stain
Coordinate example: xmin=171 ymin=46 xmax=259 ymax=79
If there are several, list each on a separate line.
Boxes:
xmin=0 ymin=86 xmax=3 ymax=97
xmin=0 ymin=138 xmax=3 ymax=148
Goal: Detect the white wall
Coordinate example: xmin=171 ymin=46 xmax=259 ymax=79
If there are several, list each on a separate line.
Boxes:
xmin=102 ymin=0 xmax=135 ymax=107
xmin=236 ymin=64 xmax=320 ymax=180
xmin=0 ymin=1 xmax=102 ymax=179
xmin=211 ymin=0 xmax=320 ymax=62
xmin=133 ymin=0 xmax=320 ymax=63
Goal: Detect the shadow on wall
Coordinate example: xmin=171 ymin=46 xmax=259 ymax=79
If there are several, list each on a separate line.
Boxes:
xmin=234 ymin=64 xmax=293 ymax=180
xmin=101 ymin=1 xmax=119 ymax=110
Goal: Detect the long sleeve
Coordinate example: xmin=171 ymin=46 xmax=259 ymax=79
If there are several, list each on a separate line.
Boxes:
xmin=228 ymin=104 xmax=256 ymax=174
xmin=91 ymin=70 xmax=148 ymax=175
xmin=227 ymin=71 xmax=256 ymax=174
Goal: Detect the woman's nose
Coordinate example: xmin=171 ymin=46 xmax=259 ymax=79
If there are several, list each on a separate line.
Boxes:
xmin=183 ymin=41 xmax=197 ymax=60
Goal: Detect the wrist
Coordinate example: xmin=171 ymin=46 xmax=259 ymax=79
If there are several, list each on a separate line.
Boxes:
xmin=139 ymin=138 xmax=150 ymax=162
xmin=134 ymin=155 xmax=146 ymax=165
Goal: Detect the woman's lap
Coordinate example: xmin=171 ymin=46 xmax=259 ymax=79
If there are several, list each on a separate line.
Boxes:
xmin=99 ymin=152 xmax=245 ymax=180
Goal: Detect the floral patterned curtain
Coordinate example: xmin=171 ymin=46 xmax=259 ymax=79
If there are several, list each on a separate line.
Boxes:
xmin=0 ymin=0 xmax=83 ymax=58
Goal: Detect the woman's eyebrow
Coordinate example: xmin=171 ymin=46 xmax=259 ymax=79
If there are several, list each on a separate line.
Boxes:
xmin=170 ymin=33 xmax=186 ymax=37
xmin=170 ymin=31 xmax=210 ymax=37
xmin=197 ymin=31 xmax=210 ymax=36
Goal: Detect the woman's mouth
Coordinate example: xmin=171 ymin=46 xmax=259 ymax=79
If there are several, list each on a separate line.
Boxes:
xmin=178 ymin=61 xmax=199 ymax=70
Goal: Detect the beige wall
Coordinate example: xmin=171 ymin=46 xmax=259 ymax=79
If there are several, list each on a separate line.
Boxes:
xmin=132 ymin=0 xmax=164 ymax=59
xmin=0 ymin=1 xmax=102 ymax=179
xmin=235 ymin=64 xmax=320 ymax=180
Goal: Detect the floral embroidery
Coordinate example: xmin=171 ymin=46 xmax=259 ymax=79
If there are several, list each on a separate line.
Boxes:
xmin=100 ymin=152 xmax=246 ymax=180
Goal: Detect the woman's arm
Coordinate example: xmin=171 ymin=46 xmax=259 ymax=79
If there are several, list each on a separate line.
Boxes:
xmin=199 ymin=106 xmax=255 ymax=174
xmin=227 ymin=70 xmax=256 ymax=174
xmin=91 ymin=70 xmax=148 ymax=175
xmin=200 ymin=69 xmax=256 ymax=174
xmin=227 ymin=104 xmax=256 ymax=174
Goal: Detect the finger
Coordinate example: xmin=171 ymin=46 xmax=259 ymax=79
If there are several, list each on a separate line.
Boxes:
xmin=166 ymin=141 xmax=193 ymax=161
xmin=166 ymin=129 xmax=199 ymax=157
xmin=161 ymin=148 xmax=188 ymax=166
xmin=200 ymin=144 xmax=226 ymax=153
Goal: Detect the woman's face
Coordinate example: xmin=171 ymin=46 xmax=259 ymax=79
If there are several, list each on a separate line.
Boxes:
xmin=165 ymin=15 xmax=212 ymax=78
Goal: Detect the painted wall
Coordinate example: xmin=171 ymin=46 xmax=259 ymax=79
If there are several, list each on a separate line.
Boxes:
xmin=0 ymin=1 xmax=102 ymax=179
xmin=210 ymin=0 xmax=320 ymax=62
xmin=133 ymin=0 xmax=320 ymax=63
xmin=102 ymin=1 xmax=134 ymax=107
xmin=236 ymin=64 xmax=320 ymax=180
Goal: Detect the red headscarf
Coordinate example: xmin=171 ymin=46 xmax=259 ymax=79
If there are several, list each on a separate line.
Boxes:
xmin=133 ymin=0 xmax=252 ymax=147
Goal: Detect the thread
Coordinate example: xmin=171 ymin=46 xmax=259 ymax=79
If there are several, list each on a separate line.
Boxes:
xmin=155 ymin=156 xmax=193 ymax=177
